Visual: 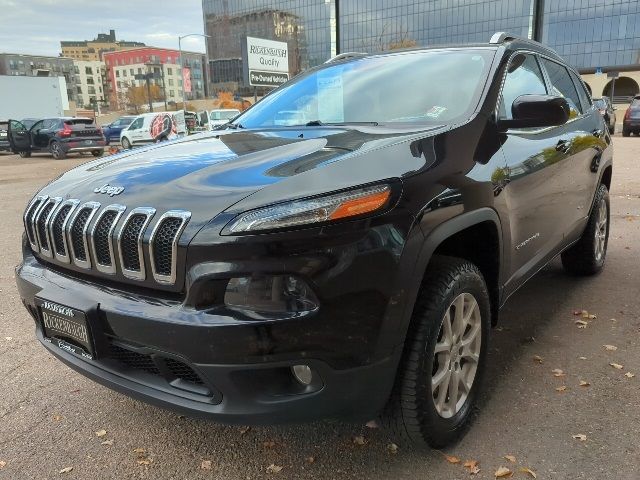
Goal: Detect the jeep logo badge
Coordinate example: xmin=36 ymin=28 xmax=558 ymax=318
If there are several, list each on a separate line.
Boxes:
xmin=94 ymin=183 xmax=124 ymax=197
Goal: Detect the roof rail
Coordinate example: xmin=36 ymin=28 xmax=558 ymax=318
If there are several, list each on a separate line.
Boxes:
xmin=489 ymin=32 xmax=518 ymax=44
xmin=324 ymin=52 xmax=368 ymax=64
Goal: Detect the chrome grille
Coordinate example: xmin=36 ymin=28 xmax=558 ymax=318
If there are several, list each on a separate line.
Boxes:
xmin=23 ymin=198 xmax=189 ymax=285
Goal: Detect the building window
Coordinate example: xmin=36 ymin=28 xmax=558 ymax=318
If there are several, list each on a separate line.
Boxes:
xmin=9 ymin=60 xmax=16 ymax=69
xmin=167 ymin=67 xmax=173 ymax=75
xmin=168 ymin=78 xmax=174 ymax=86
xmin=87 ymin=77 xmax=95 ymax=85
xmin=85 ymin=66 xmax=92 ymax=74
xmin=130 ymin=68 xmax=134 ymax=76
xmin=169 ymin=90 xmax=175 ymax=97
xmin=88 ymin=86 xmax=96 ymax=95
xmin=123 ymin=70 xmax=127 ymax=77
xmin=138 ymin=67 xmax=142 ymax=74
xmin=116 ymin=70 xmax=120 ymax=77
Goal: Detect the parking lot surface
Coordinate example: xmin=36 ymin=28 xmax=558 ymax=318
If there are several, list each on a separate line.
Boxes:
xmin=1 ymin=141 xmax=639 ymax=479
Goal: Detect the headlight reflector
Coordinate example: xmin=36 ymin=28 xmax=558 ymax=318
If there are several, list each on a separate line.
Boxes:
xmin=225 ymin=184 xmax=391 ymax=234
xmin=224 ymin=275 xmax=318 ymax=314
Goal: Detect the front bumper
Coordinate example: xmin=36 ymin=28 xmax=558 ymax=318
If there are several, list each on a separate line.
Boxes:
xmin=16 ymin=256 xmax=401 ymax=424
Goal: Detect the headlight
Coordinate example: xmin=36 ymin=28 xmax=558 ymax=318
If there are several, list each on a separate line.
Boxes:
xmin=224 ymin=275 xmax=318 ymax=314
xmin=224 ymin=184 xmax=391 ymax=234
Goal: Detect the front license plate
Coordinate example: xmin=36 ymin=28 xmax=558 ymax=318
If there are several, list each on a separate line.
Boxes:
xmin=36 ymin=298 xmax=94 ymax=359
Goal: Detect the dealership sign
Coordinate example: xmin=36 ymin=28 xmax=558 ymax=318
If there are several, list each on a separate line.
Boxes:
xmin=242 ymin=36 xmax=289 ymax=87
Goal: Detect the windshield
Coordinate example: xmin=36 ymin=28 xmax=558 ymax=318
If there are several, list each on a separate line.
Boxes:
xmin=211 ymin=110 xmax=239 ymax=121
xmin=234 ymin=48 xmax=494 ymax=128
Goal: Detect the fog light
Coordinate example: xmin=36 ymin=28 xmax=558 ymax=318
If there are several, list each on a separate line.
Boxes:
xmin=291 ymin=365 xmax=313 ymax=385
xmin=224 ymin=275 xmax=318 ymax=314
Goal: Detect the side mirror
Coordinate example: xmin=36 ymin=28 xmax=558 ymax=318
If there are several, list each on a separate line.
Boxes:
xmin=498 ymin=94 xmax=570 ymax=131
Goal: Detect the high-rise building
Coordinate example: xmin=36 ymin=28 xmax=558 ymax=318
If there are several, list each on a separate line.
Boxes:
xmin=61 ymin=30 xmax=145 ymax=61
xmin=202 ymin=0 xmax=640 ymax=100
xmin=73 ymin=61 xmax=107 ymax=109
xmin=0 ymin=53 xmax=79 ymax=103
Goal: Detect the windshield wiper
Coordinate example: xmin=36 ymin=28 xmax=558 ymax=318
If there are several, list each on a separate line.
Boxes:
xmin=304 ymin=120 xmax=379 ymax=127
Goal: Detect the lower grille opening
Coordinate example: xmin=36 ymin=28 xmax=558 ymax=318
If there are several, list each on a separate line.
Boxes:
xmin=108 ymin=343 xmax=161 ymax=375
xmin=165 ymin=358 xmax=204 ymax=385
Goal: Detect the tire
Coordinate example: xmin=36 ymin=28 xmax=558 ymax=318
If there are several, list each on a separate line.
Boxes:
xmin=622 ymin=127 xmax=630 ymax=137
xmin=609 ymin=123 xmax=615 ymax=134
xmin=382 ymin=256 xmax=491 ymax=448
xmin=561 ymin=184 xmax=610 ymax=276
xmin=50 ymin=141 xmax=65 ymax=159
xmin=91 ymin=150 xmax=104 ymax=157
xmin=121 ymin=137 xmax=131 ymax=149
xmin=18 ymin=151 xmax=31 ymax=158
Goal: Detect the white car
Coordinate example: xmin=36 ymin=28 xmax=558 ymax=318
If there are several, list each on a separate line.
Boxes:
xmin=208 ymin=109 xmax=240 ymax=130
xmin=120 ymin=111 xmax=186 ymax=149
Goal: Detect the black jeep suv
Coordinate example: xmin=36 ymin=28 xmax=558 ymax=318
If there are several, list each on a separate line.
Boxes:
xmin=8 ymin=117 xmax=105 ymax=159
xmin=15 ymin=33 xmax=611 ymax=448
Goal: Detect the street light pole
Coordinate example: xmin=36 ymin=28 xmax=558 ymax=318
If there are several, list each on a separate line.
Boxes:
xmin=178 ymin=33 xmax=211 ymax=114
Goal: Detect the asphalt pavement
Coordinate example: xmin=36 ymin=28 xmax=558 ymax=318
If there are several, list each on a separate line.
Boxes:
xmin=0 ymin=139 xmax=639 ymax=480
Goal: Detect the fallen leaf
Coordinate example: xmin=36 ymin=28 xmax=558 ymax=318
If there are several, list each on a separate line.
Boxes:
xmin=556 ymin=385 xmax=567 ymax=392
xmin=581 ymin=310 xmax=589 ymax=318
xmin=532 ymin=355 xmax=543 ymax=364
xmin=625 ymin=372 xmax=635 ymax=378
xmin=579 ymin=356 xmax=587 ymax=360
xmin=53 ymin=415 xmax=63 ymax=421
xmin=588 ymin=314 xmax=597 ymax=320
xmin=365 ymin=419 xmax=379 ymax=429
xmin=495 ymin=466 xmax=513 ymax=477
xmin=305 ymin=456 xmax=315 ymax=464
xmin=200 ymin=460 xmax=212 ymax=470
xmin=444 ymin=454 xmax=460 ymax=464
xmin=238 ymin=426 xmax=251 ymax=435
xmin=101 ymin=440 xmax=114 ymax=446
xmin=575 ymin=319 xmax=588 ymax=327
xmin=137 ymin=459 xmax=152 ymax=466
xmin=387 ymin=443 xmax=399 ymax=454
xmin=0 ymin=461 xmax=6 ymax=469
xmin=610 ymin=363 xmax=624 ymax=370
xmin=59 ymin=467 xmax=73 ymax=474
xmin=263 ymin=441 xmax=276 ymax=449
xmin=266 ymin=464 xmax=283 ymax=474
xmin=133 ymin=448 xmax=146 ymax=454
xmin=95 ymin=429 xmax=107 ymax=437
xmin=572 ymin=310 xmax=582 ymax=315
xmin=520 ymin=467 xmax=537 ymax=478
xmin=464 ymin=459 xmax=479 ymax=470
xmin=353 ymin=435 xmax=367 ymax=446
xmin=552 ymin=369 xmax=565 ymax=377
xmin=572 ymin=434 xmax=587 ymax=441
xmin=579 ymin=380 xmax=590 ymax=387
xmin=504 ymin=455 xmax=516 ymax=463
xmin=603 ymin=345 xmax=618 ymax=351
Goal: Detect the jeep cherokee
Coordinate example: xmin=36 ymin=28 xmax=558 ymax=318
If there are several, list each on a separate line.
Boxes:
xmin=14 ymin=33 xmax=612 ymax=447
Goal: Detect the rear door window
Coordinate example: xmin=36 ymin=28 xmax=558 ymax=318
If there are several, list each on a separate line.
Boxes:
xmin=499 ymin=53 xmax=547 ymax=120
xmin=569 ymin=71 xmax=592 ymax=113
xmin=540 ymin=58 xmax=583 ymax=117
xmin=129 ymin=118 xmax=144 ymax=130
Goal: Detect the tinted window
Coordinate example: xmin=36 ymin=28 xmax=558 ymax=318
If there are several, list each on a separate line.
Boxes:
xmin=499 ymin=54 xmax=547 ymax=120
xmin=64 ymin=118 xmax=94 ymax=126
xmin=593 ymin=99 xmax=606 ymax=109
xmin=129 ymin=118 xmax=144 ymax=129
xmin=540 ymin=58 xmax=582 ymax=117
xmin=234 ymin=49 xmax=494 ymax=127
xmin=570 ymin=71 xmax=592 ymax=113
xmin=31 ymin=120 xmax=46 ymax=131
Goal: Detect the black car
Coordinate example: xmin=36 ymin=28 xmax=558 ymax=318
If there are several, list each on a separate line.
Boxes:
xmin=15 ymin=33 xmax=612 ymax=448
xmin=0 ymin=121 xmax=11 ymax=152
xmin=622 ymin=95 xmax=640 ymax=136
xmin=593 ymin=96 xmax=616 ymax=133
xmin=8 ymin=117 xmax=106 ymax=159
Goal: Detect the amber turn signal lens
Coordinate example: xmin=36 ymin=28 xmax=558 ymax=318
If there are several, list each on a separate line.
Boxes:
xmin=329 ymin=190 xmax=391 ymax=220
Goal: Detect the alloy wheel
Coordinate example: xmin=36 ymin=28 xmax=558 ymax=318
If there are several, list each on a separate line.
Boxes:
xmin=431 ymin=292 xmax=482 ymax=418
xmin=594 ymin=197 xmax=608 ymax=262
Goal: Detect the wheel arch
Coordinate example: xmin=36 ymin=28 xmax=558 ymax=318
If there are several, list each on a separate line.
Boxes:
xmin=399 ymin=208 xmax=504 ymax=340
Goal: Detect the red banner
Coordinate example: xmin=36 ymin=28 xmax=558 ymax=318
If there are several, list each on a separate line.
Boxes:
xmin=182 ymin=67 xmax=192 ymax=93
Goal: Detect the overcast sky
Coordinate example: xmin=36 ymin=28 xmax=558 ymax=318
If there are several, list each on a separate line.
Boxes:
xmin=0 ymin=0 xmax=207 ymax=57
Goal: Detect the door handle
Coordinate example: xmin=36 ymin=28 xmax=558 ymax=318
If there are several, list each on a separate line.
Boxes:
xmin=555 ymin=139 xmax=571 ymax=153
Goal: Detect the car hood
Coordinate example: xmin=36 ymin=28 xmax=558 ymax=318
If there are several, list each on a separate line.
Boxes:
xmin=36 ymin=126 xmax=443 ymax=240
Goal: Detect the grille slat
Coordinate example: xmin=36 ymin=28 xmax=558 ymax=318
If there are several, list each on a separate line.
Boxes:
xmin=94 ymin=211 xmax=117 ymax=266
xmin=122 ymin=214 xmax=146 ymax=271
xmin=52 ymin=205 xmax=72 ymax=256
xmin=71 ymin=208 xmax=91 ymax=261
xmin=24 ymin=198 xmax=44 ymax=247
xmin=36 ymin=202 xmax=55 ymax=251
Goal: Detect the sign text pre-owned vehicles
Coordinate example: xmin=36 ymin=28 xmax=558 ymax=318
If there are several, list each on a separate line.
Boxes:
xmin=15 ymin=33 xmax=612 ymax=448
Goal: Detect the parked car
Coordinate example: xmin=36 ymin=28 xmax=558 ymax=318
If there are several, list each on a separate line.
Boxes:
xmin=593 ymin=97 xmax=616 ymax=133
xmin=120 ymin=111 xmax=186 ymax=149
xmin=7 ymin=117 xmax=106 ymax=159
xmin=622 ymin=95 xmax=640 ymax=137
xmin=0 ymin=121 xmax=11 ymax=152
xmin=102 ymin=116 xmax=135 ymax=145
xmin=15 ymin=33 xmax=612 ymax=448
xmin=208 ymin=109 xmax=240 ymax=129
